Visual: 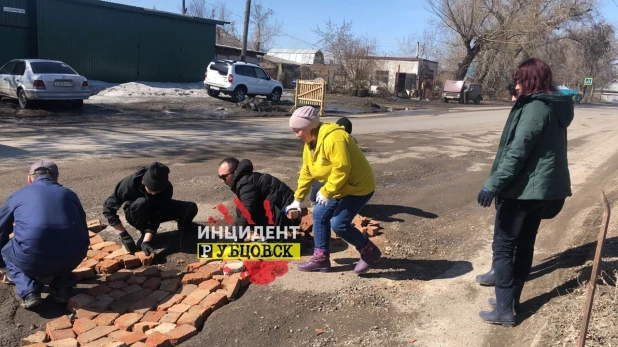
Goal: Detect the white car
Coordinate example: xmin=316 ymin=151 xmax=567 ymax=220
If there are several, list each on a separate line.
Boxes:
xmin=204 ymin=60 xmax=283 ymax=103
xmin=0 ymin=59 xmax=90 ymax=109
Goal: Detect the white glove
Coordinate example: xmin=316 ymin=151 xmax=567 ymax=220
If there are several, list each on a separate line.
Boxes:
xmin=284 ymin=200 xmax=302 ymax=214
xmin=316 ymin=191 xmax=329 ymax=206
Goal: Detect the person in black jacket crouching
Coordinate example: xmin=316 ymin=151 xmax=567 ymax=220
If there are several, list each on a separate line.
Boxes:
xmin=103 ymin=162 xmax=199 ymax=256
xmin=218 ymin=157 xmax=300 ymax=240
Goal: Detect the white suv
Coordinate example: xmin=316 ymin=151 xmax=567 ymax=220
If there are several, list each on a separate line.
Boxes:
xmin=204 ymin=60 xmax=283 ymax=103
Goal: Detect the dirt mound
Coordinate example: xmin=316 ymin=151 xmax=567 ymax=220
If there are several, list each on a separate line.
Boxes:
xmin=235 ymin=98 xmax=291 ymax=113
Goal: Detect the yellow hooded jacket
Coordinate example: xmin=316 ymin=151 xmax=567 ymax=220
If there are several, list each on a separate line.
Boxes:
xmin=294 ymin=122 xmax=376 ymax=201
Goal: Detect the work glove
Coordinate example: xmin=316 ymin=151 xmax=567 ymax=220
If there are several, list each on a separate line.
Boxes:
xmin=284 ymin=200 xmax=302 ymax=214
xmin=119 ymin=230 xmax=137 ymax=254
xmin=141 ymin=241 xmax=155 ymax=257
xmin=315 ymin=191 xmax=329 ymax=206
xmin=477 ymin=187 xmax=494 ymax=208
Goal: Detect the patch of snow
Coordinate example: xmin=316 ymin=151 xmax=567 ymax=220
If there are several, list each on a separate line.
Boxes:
xmin=87 ymin=80 xmax=210 ymax=103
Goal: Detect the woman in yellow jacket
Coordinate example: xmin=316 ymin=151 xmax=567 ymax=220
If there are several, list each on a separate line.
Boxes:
xmin=285 ymin=106 xmax=380 ymax=274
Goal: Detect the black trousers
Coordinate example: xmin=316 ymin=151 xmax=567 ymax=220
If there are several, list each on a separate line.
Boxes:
xmin=124 ymin=197 xmax=198 ymax=235
xmin=492 ymin=198 xmax=548 ymax=289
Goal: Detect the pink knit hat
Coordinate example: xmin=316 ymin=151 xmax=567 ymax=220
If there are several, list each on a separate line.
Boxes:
xmin=289 ymin=106 xmax=320 ymax=129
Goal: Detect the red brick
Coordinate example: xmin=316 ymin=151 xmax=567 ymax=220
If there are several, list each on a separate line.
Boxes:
xmin=197 ymin=279 xmax=220 ymax=292
xmin=106 ymin=270 xmax=134 ymax=283
xmin=76 ymin=308 xmax=99 ymax=320
xmin=181 ymin=288 xmax=210 ymax=306
xmin=176 ymin=311 xmax=204 ymax=329
xmin=22 ymin=331 xmax=47 ymax=345
xmin=22 ymin=344 xmax=46 ymax=347
xmin=96 ymin=259 xmax=121 ymax=274
xmin=47 ymin=338 xmax=79 ymax=347
xmin=122 ymin=284 xmax=144 ymax=294
xmin=211 ymin=275 xmax=226 ymax=282
xmin=367 ymin=225 xmax=379 ymax=236
xmin=159 ymin=279 xmax=181 ymax=293
xmin=156 ymin=294 xmax=186 ymax=311
xmin=108 ymin=290 xmax=128 ymax=300
xmin=135 ymin=252 xmax=154 ymax=266
xmin=108 ymin=281 xmax=128 ymax=290
xmin=147 ymin=290 xmax=171 ymax=303
xmin=196 ymin=263 xmax=222 ymax=278
xmin=114 ymin=313 xmax=143 ymax=331
xmin=166 ymin=324 xmax=198 ymax=346
xmin=48 ymin=328 xmax=75 ymax=341
xmin=92 ymin=241 xmax=117 ymax=251
xmin=77 ymin=337 xmax=114 ymax=347
xmin=80 ymin=258 xmax=100 ymax=269
xmin=87 ymin=219 xmax=103 ymax=232
xmin=177 ymin=284 xmax=197 ymax=296
xmin=116 ymin=255 xmax=141 ymax=269
xmin=88 ymin=230 xmax=97 ymax=238
xmin=143 ymin=277 xmax=161 ymax=291
xmin=116 ymin=331 xmax=147 ymax=344
xmin=200 ymin=292 xmax=228 ymax=310
xmin=130 ymin=343 xmax=150 ymax=347
xmin=93 ymin=251 xmax=112 ymax=261
xmin=180 ymin=273 xmax=208 ymax=286
xmin=133 ymin=322 xmax=160 ymax=333
xmin=100 ymin=244 xmax=122 ymax=253
xmin=108 ymin=330 xmax=133 ymax=340
xmin=187 ymin=305 xmax=211 ymax=319
xmin=87 ymin=284 xmax=113 ymax=297
xmin=76 ymin=326 xmax=119 ymax=345
xmin=111 ymin=289 xmax=152 ymax=315
xmin=160 ymin=270 xmax=182 ymax=280
xmin=221 ymin=276 xmax=240 ymax=300
xmin=46 ymin=315 xmax=72 ymax=335
xmin=134 ymin=266 xmax=159 ymax=278
xmin=167 ymin=304 xmax=191 ymax=314
xmin=141 ymin=310 xmax=165 ymax=323
xmin=186 ymin=261 xmax=207 ymax=272
xmin=87 ymin=249 xmax=102 ymax=258
xmin=144 ymin=332 xmax=173 ymax=347
xmin=85 ymin=294 xmax=117 ymax=312
xmin=72 ymin=318 xmax=97 ymax=335
xmin=128 ymin=291 xmax=169 ymax=314
xmin=89 ymin=234 xmax=104 ymax=246
xmin=127 ymin=276 xmax=147 ymax=285
xmin=72 ymin=267 xmax=96 ymax=280
xmin=234 ymin=272 xmax=250 ymax=288
xmin=93 ymin=312 xmax=120 ymax=326
xmin=159 ymin=311 xmax=182 ymax=324
xmin=144 ymin=323 xmax=176 ymax=335
xmin=105 ymin=249 xmax=130 ymax=260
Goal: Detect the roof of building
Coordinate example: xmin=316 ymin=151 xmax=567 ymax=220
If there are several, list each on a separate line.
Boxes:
xmin=75 ymin=0 xmax=227 ymax=26
xmin=261 ymin=55 xmax=302 ymax=65
xmin=215 ymin=44 xmax=265 ymax=56
xmin=266 ymin=48 xmax=322 ymax=55
xmin=366 ymin=56 xmax=439 ymax=64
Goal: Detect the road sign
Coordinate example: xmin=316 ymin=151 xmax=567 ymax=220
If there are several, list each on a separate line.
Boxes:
xmin=584 ymin=78 xmax=593 ymax=86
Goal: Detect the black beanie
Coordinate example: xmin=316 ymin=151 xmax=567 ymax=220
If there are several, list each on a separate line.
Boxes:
xmin=336 ymin=117 xmax=353 ymax=135
xmin=143 ymin=162 xmax=170 ymax=192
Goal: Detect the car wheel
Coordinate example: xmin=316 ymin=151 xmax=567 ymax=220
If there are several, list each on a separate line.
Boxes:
xmin=269 ymin=88 xmax=282 ymax=103
xmin=232 ymin=87 xmax=246 ymax=103
xmin=443 ymin=98 xmax=448 ymax=103
xmin=18 ymin=89 xmax=30 ymax=109
xmin=72 ymin=100 xmax=84 ymax=109
xmin=207 ymin=89 xmax=220 ymax=98
xmin=474 ymin=96 xmax=481 ymax=105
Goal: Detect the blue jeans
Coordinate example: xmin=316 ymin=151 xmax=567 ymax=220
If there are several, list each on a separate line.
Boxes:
xmin=312 ymin=191 xmax=374 ymax=251
xmin=309 ymin=181 xmax=323 ymax=204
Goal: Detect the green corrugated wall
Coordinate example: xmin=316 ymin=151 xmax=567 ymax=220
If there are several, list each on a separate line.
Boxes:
xmin=0 ymin=0 xmax=37 ymax=66
xmin=1 ymin=0 xmax=218 ymax=82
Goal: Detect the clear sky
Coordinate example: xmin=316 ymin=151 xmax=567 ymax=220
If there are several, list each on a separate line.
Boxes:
xmin=110 ymin=0 xmax=618 ymax=54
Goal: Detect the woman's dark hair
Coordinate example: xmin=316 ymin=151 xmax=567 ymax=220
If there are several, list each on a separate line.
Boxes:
xmin=512 ymin=58 xmax=554 ymax=96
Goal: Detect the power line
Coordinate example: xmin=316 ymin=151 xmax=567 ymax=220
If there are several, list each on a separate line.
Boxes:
xmin=203 ymin=1 xmax=319 ymax=48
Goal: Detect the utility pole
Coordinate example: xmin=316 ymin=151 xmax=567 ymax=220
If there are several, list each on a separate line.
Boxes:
xmin=182 ymin=0 xmax=187 ymax=15
xmin=240 ymin=0 xmax=251 ymax=62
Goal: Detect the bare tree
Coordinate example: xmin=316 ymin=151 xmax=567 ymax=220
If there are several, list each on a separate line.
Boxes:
xmin=186 ymin=0 xmax=208 ymax=18
xmin=397 ymin=29 xmax=444 ymax=61
xmin=314 ymin=19 xmax=378 ymax=90
xmin=249 ymin=0 xmax=283 ymax=52
xmin=426 ymin=0 xmax=595 ymax=80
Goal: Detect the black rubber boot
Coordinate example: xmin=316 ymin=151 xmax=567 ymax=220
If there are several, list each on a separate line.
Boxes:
xmin=479 ymin=287 xmax=516 ymax=326
xmin=488 ymin=279 xmax=524 ymax=313
xmin=21 ymin=292 xmax=43 ymax=310
xmin=475 ymin=267 xmax=495 ymax=286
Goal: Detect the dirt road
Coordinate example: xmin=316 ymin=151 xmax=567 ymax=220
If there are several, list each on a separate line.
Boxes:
xmin=0 ymin=101 xmax=616 ymax=347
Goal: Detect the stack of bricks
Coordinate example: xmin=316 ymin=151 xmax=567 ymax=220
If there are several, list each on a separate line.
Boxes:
xmin=296 ymin=211 xmax=382 ymax=246
xmin=22 ymin=261 xmax=250 ymax=347
xmin=21 ymin=219 xmax=251 ymax=347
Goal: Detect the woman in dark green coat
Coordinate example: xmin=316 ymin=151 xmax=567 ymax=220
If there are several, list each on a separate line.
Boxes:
xmin=476 ymin=58 xmax=574 ymax=326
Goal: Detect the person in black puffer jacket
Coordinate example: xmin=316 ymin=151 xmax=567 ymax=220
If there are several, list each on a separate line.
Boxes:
xmin=218 ymin=158 xmax=299 ymax=239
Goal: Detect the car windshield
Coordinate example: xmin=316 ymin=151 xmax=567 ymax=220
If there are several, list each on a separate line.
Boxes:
xmin=30 ymin=62 xmax=77 ymax=75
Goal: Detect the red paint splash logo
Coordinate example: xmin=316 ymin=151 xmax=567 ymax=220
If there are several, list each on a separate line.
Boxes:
xmin=243 ymin=260 xmax=289 ymax=285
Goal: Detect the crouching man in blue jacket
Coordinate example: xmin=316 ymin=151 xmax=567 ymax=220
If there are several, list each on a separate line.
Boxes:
xmin=0 ymin=160 xmax=89 ymax=309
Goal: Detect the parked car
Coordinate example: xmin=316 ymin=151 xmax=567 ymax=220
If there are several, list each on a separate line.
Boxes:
xmin=442 ymin=80 xmax=483 ymax=104
xmin=203 ymin=60 xmax=283 ymax=103
xmin=0 ymin=59 xmax=90 ymax=109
